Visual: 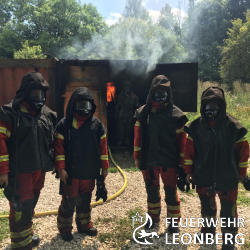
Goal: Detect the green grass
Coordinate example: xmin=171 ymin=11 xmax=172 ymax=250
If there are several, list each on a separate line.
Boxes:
xmin=237 ymin=183 xmax=250 ymax=206
xmin=108 ymin=166 xmax=140 ymax=173
xmin=0 ymin=211 xmax=9 ymax=247
xmin=108 ymin=167 xmax=118 ymax=173
xmin=180 ymin=197 xmax=186 ymax=203
xmin=0 ymin=189 xmax=4 ymax=198
xmin=242 ymin=240 xmax=250 ymax=250
xmin=97 ymin=207 xmax=144 ymax=249
xmin=124 ymin=167 xmax=140 ymax=172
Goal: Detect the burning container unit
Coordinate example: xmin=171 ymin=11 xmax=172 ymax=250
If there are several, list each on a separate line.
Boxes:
xmin=0 ymin=59 xmax=198 ymax=146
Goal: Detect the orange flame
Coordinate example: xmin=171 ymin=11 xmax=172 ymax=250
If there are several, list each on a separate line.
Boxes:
xmin=107 ymin=82 xmax=116 ymax=102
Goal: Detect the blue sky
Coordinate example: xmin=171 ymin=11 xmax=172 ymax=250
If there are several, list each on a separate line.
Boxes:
xmin=80 ymin=0 xmax=193 ymax=26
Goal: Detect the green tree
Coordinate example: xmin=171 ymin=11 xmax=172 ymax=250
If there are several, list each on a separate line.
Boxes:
xmin=158 ymin=4 xmax=175 ymax=32
xmin=182 ymin=0 xmax=231 ymax=81
xmin=14 ymin=40 xmax=46 ymax=59
xmin=123 ymin=0 xmax=151 ymax=22
xmin=227 ymin=0 xmax=250 ymax=21
xmin=220 ymin=10 xmax=250 ymax=84
xmin=0 ymin=0 xmax=108 ymax=58
xmin=0 ymin=0 xmax=12 ymax=31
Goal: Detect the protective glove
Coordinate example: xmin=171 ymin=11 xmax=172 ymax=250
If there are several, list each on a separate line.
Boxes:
xmin=95 ymin=175 xmax=107 ymax=202
xmin=1 ymin=178 xmax=23 ymax=212
xmin=244 ymin=175 xmax=250 ymax=191
xmin=176 ymin=165 xmax=191 ymax=192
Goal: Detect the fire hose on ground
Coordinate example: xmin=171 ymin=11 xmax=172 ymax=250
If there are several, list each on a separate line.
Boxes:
xmin=0 ymin=146 xmax=128 ymax=219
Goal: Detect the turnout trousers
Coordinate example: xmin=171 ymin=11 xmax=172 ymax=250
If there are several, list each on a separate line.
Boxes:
xmin=142 ymin=166 xmax=181 ymax=221
xmin=57 ymin=179 xmax=95 ymax=234
xmin=196 ymin=186 xmax=238 ymax=236
xmin=9 ymin=170 xmax=45 ymax=250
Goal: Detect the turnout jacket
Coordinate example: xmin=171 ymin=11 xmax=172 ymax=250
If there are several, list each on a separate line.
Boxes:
xmin=134 ymin=75 xmax=188 ymax=170
xmin=54 ymin=87 xmax=109 ymax=182
xmin=0 ymin=72 xmax=57 ymax=175
xmin=184 ymin=87 xmax=249 ymax=191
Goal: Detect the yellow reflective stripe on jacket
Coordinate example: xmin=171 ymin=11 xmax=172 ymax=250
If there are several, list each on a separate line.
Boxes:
xmin=239 ymin=161 xmax=248 ymax=168
xmin=0 ymin=127 xmax=11 ymax=137
xmin=187 ymin=135 xmax=193 ymax=141
xmin=134 ymin=146 xmax=141 ymax=151
xmin=180 ymin=153 xmax=185 ymax=158
xmin=11 ymin=228 xmax=32 ymax=238
xmin=176 ymin=127 xmax=184 ymax=134
xmin=72 ymin=117 xmax=78 ymax=129
xmin=19 ymin=104 xmax=29 ymax=113
xmin=55 ymin=132 xmax=64 ymax=140
xmin=100 ymin=155 xmax=108 ymax=160
xmin=135 ymin=121 xmax=140 ymax=127
xmin=0 ymin=154 xmax=9 ymax=162
xmin=184 ymin=159 xmax=193 ymax=165
xmin=11 ymin=235 xmax=32 ymax=248
xmin=236 ymin=136 xmax=247 ymax=143
xmin=101 ymin=134 xmax=106 ymax=140
xmin=55 ymin=155 xmax=65 ymax=161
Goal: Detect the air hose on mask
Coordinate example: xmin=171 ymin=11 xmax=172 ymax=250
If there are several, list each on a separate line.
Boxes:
xmin=0 ymin=146 xmax=127 ymax=218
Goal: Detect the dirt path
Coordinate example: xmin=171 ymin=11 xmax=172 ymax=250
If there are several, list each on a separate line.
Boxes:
xmin=0 ymin=171 xmax=249 ymax=250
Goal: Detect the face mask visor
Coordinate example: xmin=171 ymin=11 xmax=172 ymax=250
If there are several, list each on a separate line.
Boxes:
xmin=75 ymin=100 xmax=92 ymax=111
xmin=75 ymin=100 xmax=92 ymax=117
xmin=27 ymin=89 xmax=46 ymax=111
xmin=204 ymin=103 xmax=220 ymax=120
xmin=154 ymin=90 xmax=168 ymax=105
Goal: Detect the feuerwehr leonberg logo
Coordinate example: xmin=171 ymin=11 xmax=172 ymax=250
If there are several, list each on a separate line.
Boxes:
xmin=132 ymin=212 xmax=159 ymax=245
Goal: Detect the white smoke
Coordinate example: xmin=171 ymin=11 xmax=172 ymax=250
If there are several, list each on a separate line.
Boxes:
xmin=58 ymin=17 xmax=187 ymax=75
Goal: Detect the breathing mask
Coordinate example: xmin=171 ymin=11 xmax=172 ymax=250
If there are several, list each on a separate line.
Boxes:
xmin=204 ymin=103 xmax=220 ymax=121
xmin=26 ymin=89 xmax=46 ymax=111
xmin=154 ymin=90 xmax=168 ymax=105
xmin=75 ymin=100 xmax=92 ymax=117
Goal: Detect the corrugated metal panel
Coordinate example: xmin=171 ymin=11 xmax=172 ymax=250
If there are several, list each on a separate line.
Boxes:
xmin=0 ymin=68 xmax=51 ymax=108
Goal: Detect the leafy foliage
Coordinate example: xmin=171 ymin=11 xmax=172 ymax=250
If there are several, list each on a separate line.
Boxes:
xmin=123 ymin=0 xmax=151 ymax=22
xmin=220 ymin=10 xmax=250 ymax=84
xmin=0 ymin=0 xmax=108 ymax=58
xmin=14 ymin=40 xmax=46 ymax=59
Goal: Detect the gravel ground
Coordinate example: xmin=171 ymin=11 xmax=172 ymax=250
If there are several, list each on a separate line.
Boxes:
xmin=0 ymin=170 xmax=249 ymax=250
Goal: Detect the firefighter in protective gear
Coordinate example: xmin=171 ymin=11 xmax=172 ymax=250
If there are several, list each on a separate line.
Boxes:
xmin=184 ymin=87 xmax=249 ymax=250
xmin=54 ymin=87 xmax=109 ymax=242
xmin=116 ymin=80 xmax=141 ymax=147
xmin=134 ymin=75 xmax=188 ymax=231
xmin=0 ymin=71 xmax=57 ymax=249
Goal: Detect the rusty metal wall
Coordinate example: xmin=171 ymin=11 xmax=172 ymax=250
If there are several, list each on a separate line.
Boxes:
xmin=0 ymin=59 xmax=56 ymax=108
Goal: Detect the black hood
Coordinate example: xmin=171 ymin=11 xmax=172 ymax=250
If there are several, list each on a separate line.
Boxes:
xmin=66 ymin=87 xmax=96 ymax=126
xmin=145 ymin=75 xmax=174 ymax=112
xmin=13 ymin=71 xmax=49 ymax=109
xmin=200 ymin=86 xmax=226 ymax=129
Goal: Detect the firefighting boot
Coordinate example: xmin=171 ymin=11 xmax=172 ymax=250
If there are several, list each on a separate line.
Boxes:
xmin=60 ymin=232 xmax=74 ymax=242
xmin=222 ymin=233 xmax=236 ymax=250
xmin=32 ymin=235 xmax=40 ymax=247
xmin=197 ymin=227 xmax=216 ymax=243
xmin=145 ymin=218 xmax=160 ymax=229
xmin=80 ymin=227 xmax=98 ymax=236
xmin=167 ymin=222 xmax=180 ymax=233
